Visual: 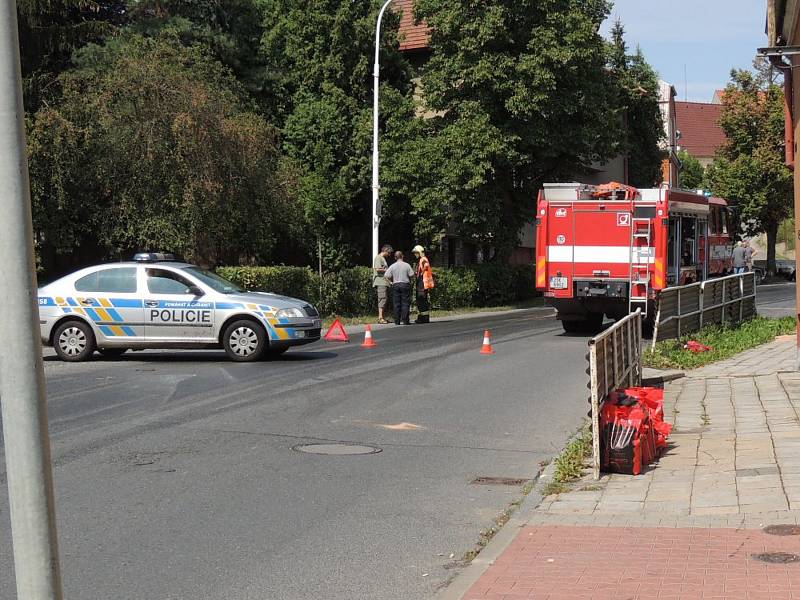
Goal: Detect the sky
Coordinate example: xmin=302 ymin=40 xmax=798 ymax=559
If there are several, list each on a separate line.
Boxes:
xmin=600 ymin=0 xmax=768 ymax=103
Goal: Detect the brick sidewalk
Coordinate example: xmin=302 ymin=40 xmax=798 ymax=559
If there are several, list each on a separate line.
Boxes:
xmin=460 ymin=337 xmax=800 ymax=599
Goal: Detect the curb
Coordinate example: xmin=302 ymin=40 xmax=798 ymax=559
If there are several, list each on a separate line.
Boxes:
xmin=641 ymin=370 xmax=685 ymax=386
xmin=435 ymin=461 xmax=559 ymax=600
xmin=337 ymin=306 xmax=555 ymax=335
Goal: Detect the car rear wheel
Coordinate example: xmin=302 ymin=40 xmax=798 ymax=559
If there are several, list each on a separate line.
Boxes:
xmin=561 ymin=319 xmax=584 ymax=334
xmin=223 ymin=320 xmax=267 ymax=362
xmin=54 ymin=320 xmax=95 ymax=362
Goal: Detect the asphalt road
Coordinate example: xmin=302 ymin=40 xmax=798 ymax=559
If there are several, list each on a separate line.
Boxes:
xmin=0 ymin=307 xmax=594 ymax=600
xmin=1 ymin=284 xmax=793 ymax=600
xmin=756 ymin=281 xmax=796 ymax=318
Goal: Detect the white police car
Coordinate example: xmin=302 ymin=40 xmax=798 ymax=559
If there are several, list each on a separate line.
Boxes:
xmin=38 ymin=253 xmax=322 ymax=362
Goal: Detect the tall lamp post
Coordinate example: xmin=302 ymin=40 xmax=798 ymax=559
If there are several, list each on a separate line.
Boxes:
xmin=372 ymin=0 xmax=395 ymax=261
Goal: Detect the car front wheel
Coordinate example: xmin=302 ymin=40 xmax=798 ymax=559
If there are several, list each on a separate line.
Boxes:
xmin=222 ymin=320 xmax=267 ymax=362
xmin=54 ymin=320 xmax=95 ymax=362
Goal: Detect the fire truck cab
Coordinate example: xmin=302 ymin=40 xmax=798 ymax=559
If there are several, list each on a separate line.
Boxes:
xmin=534 ymin=182 xmax=734 ymax=333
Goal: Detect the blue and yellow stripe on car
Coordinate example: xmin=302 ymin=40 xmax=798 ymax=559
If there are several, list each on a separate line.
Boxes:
xmin=51 ymin=296 xmax=136 ymax=337
xmin=245 ymin=302 xmax=292 ymax=340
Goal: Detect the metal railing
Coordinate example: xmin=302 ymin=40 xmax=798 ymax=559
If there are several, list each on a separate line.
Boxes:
xmin=587 ymin=309 xmax=643 ymax=480
xmin=652 ymin=272 xmax=757 ymax=346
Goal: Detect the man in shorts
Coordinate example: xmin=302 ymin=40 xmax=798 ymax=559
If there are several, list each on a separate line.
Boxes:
xmin=373 ymin=245 xmax=393 ymax=324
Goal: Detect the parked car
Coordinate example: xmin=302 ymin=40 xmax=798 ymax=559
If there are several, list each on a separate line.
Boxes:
xmin=38 ymin=253 xmax=321 ymax=362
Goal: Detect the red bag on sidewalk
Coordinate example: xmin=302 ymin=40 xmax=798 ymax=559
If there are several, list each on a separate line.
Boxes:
xmin=600 ymin=387 xmax=673 ymax=475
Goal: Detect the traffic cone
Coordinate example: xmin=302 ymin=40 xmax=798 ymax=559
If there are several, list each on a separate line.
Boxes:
xmin=361 ymin=324 xmax=377 ymax=348
xmin=480 ymin=330 xmax=495 ymax=354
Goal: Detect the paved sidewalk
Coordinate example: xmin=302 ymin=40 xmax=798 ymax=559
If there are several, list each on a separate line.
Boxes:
xmin=458 ymin=337 xmax=800 ymax=599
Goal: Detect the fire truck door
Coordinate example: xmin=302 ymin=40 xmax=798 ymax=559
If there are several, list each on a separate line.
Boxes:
xmin=668 ymin=218 xmax=680 ymax=285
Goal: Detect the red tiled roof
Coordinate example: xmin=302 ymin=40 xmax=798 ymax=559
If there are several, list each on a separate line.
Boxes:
xmin=675 ymin=101 xmax=727 ymax=158
xmin=396 ymin=0 xmax=430 ymax=51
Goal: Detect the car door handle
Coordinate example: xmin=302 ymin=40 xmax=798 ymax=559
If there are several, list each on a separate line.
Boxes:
xmin=79 ymin=298 xmax=95 ymax=306
xmin=145 ymin=300 xmax=159 ymax=308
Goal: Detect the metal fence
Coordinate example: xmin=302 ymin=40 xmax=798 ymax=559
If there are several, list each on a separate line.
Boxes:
xmin=587 ymin=309 xmax=643 ymax=480
xmin=652 ymin=272 xmax=757 ymax=346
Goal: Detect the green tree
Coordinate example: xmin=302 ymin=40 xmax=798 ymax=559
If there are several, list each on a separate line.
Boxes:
xmin=18 ymin=0 xmax=126 ymax=110
xmin=607 ymin=20 xmax=664 ymax=187
xmin=678 ymin=149 xmax=704 ymax=189
xmin=396 ymin=0 xmax=617 ymax=259
xmin=706 ymin=69 xmax=792 ymax=273
xmin=28 ymin=33 xmax=298 ymax=270
xmin=127 ymin=0 xmax=275 ymax=115
xmin=258 ymin=0 xmax=414 ymax=268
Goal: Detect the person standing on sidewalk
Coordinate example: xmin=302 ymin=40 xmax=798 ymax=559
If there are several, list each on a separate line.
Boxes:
xmin=373 ymin=244 xmax=393 ymax=324
xmin=732 ymin=241 xmax=747 ymax=274
xmin=743 ymin=240 xmax=757 ymax=272
xmin=383 ymin=250 xmax=414 ymax=325
xmin=412 ymin=245 xmax=434 ymax=324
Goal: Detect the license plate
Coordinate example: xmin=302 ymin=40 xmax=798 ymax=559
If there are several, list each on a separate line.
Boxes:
xmin=549 ymin=276 xmax=568 ymax=290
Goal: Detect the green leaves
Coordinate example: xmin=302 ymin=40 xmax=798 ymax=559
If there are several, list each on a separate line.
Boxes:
xmin=28 ymin=33 xmax=298 ymax=268
xmin=707 ymin=70 xmax=792 ymax=270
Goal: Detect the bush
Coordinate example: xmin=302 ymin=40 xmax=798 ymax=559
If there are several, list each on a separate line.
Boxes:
xmin=217 ymin=263 xmax=538 ymax=317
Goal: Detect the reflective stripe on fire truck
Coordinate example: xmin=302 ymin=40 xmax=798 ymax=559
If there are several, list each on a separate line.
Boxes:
xmin=547 ymin=246 xmax=655 ymax=263
xmin=536 ymin=257 xmax=546 ymax=287
xmin=653 ymin=258 xmax=665 ymax=289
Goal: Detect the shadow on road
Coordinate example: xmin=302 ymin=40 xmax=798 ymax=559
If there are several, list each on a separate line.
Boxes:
xmin=43 ymin=350 xmax=339 ymax=363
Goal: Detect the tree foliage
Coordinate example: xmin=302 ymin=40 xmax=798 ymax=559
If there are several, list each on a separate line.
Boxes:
xmin=607 ymin=20 xmax=664 ymax=187
xmin=258 ymin=0 xmax=414 ymax=268
xmin=28 ymin=33 xmax=298 ymax=269
xmin=706 ymin=69 xmax=792 ymax=273
xmin=392 ymin=0 xmax=617 ymax=260
xmin=678 ymin=149 xmax=704 ymax=190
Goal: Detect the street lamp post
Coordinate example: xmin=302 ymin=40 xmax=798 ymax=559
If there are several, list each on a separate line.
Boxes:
xmin=372 ymin=0 xmax=395 ymax=261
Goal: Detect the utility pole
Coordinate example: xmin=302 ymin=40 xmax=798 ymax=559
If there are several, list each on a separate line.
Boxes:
xmin=372 ymin=0 xmax=395 ymax=262
xmin=0 ymin=0 xmax=65 ymax=596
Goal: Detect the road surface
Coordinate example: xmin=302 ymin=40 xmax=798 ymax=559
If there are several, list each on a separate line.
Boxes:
xmin=756 ymin=281 xmax=796 ymax=318
xmin=0 ymin=308 xmax=592 ymax=600
xmin=1 ymin=284 xmax=794 ymax=599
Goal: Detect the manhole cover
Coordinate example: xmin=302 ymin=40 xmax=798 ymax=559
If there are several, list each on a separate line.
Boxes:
xmin=471 ymin=476 xmax=530 ymax=486
xmin=764 ymin=525 xmax=800 ymax=536
xmin=292 ymin=443 xmax=382 ymax=456
xmin=752 ymin=552 xmax=800 ymax=564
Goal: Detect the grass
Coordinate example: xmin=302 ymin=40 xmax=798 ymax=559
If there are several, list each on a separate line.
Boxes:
xmin=644 ymin=316 xmax=796 ymax=370
xmin=322 ymin=297 xmax=545 ymax=328
xmin=541 ymin=423 xmax=593 ymax=496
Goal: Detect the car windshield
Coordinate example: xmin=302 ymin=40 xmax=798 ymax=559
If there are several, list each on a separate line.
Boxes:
xmin=181 ymin=267 xmax=244 ymax=294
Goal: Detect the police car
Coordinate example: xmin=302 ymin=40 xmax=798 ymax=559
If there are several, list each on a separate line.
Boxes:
xmin=38 ymin=253 xmax=322 ymax=362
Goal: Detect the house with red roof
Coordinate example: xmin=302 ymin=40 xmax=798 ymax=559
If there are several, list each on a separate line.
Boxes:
xmin=675 ymin=101 xmax=726 ymax=167
xmin=396 ymin=0 xmax=429 ymax=53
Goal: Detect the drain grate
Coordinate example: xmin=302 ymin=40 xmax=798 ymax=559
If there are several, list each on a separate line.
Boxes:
xmin=292 ymin=443 xmax=382 ymax=456
xmin=752 ymin=552 xmax=800 ymax=564
xmin=764 ymin=525 xmax=800 ymax=536
xmin=471 ymin=476 xmax=530 ymax=486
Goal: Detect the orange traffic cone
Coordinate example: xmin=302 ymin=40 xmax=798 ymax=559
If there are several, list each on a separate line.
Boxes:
xmin=480 ymin=330 xmax=495 ymax=354
xmin=361 ymin=324 xmax=377 ymax=348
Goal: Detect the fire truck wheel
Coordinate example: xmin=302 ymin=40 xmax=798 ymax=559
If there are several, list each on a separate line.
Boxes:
xmin=584 ymin=312 xmax=604 ymax=334
xmin=561 ymin=320 xmax=584 ymax=334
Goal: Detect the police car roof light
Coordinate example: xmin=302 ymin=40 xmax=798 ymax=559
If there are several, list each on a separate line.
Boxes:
xmin=133 ymin=252 xmax=176 ymax=262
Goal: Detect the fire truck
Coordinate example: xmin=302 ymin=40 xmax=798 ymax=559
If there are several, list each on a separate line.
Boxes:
xmin=534 ymin=182 xmax=734 ymax=333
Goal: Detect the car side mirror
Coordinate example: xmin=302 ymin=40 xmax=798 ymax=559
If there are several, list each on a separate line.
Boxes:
xmin=188 ymin=285 xmax=204 ymax=297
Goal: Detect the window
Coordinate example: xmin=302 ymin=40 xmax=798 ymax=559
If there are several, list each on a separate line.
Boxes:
xmin=146 ymin=269 xmax=195 ymax=295
xmin=75 ymin=268 xmax=137 ymax=294
xmin=709 ymin=206 xmax=720 ymax=235
xmin=180 ymin=267 xmax=243 ymax=294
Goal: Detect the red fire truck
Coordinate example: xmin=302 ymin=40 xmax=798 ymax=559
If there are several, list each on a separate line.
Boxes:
xmin=534 ymin=182 xmax=734 ymax=333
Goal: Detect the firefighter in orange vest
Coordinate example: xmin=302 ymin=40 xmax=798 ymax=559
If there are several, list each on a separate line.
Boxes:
xmin=412 ymin=245 xmax=434 ymax=323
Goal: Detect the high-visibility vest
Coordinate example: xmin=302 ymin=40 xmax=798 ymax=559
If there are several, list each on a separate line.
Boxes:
xmin=417 ymin=256 xmax=435 ymax=290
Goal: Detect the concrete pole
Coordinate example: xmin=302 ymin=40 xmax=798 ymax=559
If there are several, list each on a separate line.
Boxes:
xmin=0 ymin=0 xmax=65 ymax=597
xmin=372 ymin=0 xmax=394 ymax=262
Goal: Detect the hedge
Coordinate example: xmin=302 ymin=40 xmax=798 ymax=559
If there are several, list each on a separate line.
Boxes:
xmin=216 ymin=264 xmax=537 ymax=317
